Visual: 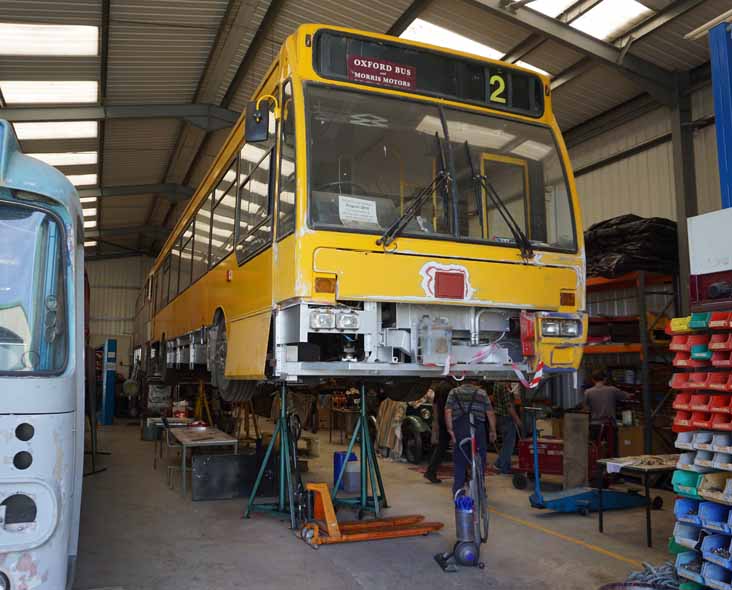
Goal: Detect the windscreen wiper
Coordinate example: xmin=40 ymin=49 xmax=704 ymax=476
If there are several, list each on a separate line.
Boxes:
xmin=464 ymin=141 xmax=534 ymax=261
xmin=376 ymin=133 xmax=451 ymax=248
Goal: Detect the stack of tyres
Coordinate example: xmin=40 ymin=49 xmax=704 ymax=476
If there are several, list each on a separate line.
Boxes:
xmin=671 ymin=310 xmax=732 ymax=589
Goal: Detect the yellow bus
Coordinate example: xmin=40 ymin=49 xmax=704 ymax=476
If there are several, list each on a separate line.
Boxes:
xmin=135 ymin=24 xmax=587 ymax=401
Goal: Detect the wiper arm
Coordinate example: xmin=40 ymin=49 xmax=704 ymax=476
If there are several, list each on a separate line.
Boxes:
xmin=464 ymin=142 xmax=534 ymax=261
xmin=377 ymin=133 xmax=451 ymax=248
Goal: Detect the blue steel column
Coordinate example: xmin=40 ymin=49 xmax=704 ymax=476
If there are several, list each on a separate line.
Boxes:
xmin=710 ymin=22 xmax=732 ymax=209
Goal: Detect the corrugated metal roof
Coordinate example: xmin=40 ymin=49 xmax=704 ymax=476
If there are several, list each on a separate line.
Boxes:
xmin=628 ymin=0 xmax=727 ymax=71
xmin=102 ymin=118 xmax=181 ymax=186
xmin=520 ymin=40 xmax=584 ymax=76
xmin=0 ymin=56 xmax=100 ymax=80
xmin=553 ymin=65 xmax=644 ymax=130
xmin=0 ymin=0 xmax=101 ymax=25
xmin=101 ymin=194 xmax=155 ymax=227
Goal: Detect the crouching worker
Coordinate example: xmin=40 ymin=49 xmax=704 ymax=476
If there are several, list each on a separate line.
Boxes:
xmin=445 ymin=381 xmax=497 ymax=495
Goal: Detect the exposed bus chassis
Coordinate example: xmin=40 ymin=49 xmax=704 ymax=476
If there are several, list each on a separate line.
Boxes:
xmin=272 ymin=300 xmax=530 ymax=383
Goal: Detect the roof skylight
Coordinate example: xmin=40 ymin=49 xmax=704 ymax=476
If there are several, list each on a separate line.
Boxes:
xmin=80 ymin=196 xmax=98 ymax=204
xmin=0 ymin=23 xmax=98 ymax=56
xmin=66 ymin=173 xmax=97 ymax=187
xmin=571 ymin=0 xmax=653 ymax=41
xmin=527 ymin=0 xmax=577 ymax=18
xmin=82 ymin=208 xmax=96 ymax=218
xmin=31 ymin=151 xmax=98 ymax=167
xmin=83 ymin=219 xmax=97 ymax=229
xmin=84 ymin=240 xmax=97 ymax=248
xmin=0 ymin=81 xmax=98 ymax=104
xmin=401 ymin=19 xmax=548 ymax=76
xmin=14 ymin=121 xmax=98 ymax=140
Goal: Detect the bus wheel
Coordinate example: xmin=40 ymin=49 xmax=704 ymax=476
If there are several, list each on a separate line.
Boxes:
xmin=213 ymin=316 xmax=252 ymax=402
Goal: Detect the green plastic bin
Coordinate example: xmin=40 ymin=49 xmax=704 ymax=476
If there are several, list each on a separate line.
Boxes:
xmin=689 ymin=312 xmax=711 ymax=329
xmin=672 ymin=469 xmax=703 ymax=498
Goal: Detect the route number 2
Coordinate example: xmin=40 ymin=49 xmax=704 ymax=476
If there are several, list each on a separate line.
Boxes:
xmin=489 ymin=74 xmax=507 ymax=104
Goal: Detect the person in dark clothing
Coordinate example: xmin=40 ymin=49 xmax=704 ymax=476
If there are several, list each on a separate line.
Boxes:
xmin=445 ymin=381 xmax=497 ymax=495
xmin=424 ymin=381 xmax=452 ymax=484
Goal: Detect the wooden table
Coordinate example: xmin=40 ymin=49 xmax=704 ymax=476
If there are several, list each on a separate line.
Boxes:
xmin=596 ymin=454 xmax=678 ymax=548
xmin=170 ymin=427 xmax=239 ymax=497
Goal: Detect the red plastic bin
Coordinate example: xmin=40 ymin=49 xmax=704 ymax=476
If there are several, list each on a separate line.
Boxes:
xmin=710 ymin=312 xmax=731 ymax=329
xmin=713 ymin=413 xmax=732 ymax=431
xmin=671 ymin=373 xmax=690 ymax=389
xmin=709 ymin=373 xmax=732 ymax=392
xmin=687 ymin=373 xmax=710 ymax=389
xmin=670 ymin=335 xmax=690 ymax=351
xmin=674 ymin=352 xmax=709 ymax=368
xmin=710 ymin=395 xmax=732 ymax=414
xmin=674 ymin=410 xmax=693 ymax=428
xmin=692 ymin=411 xmax=714 ymax=428
xmin=710 ymin=334 xmax=732 ymax=351
xmin=673 ymin=392 xmax=692 ymax=410
xmin=713 ymin=352 xmax=732 ymax=368
xmin=690 ymin=394 xmax=711 ymax=411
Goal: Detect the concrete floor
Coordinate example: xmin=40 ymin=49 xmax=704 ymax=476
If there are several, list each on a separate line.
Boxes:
xmin=75 ymin=422 xmax=675 ymax=590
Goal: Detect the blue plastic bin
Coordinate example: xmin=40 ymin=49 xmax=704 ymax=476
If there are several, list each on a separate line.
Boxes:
xmin=675 ymin=498 xmax=702 ymax=526
xmin=333 ymin=451 xmax=357 ymax=490
xmin=676 ymin=551 xmax=704 ymax=585
xmin=674 ymin=522 xmax=702 ymax=549
xmin=703 ymin=561 xmax=732 ymax=590
xmin=701 ymin=502 xmax=732 ymax=534
xmin=702 ymin=534 xmax=732 ymax=569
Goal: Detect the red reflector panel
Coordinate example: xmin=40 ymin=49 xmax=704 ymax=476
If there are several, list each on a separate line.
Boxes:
xmin=435 ymin=271 xmax=465 ymax=299
xmin=520 ymin=311 xmax=535 ymax=357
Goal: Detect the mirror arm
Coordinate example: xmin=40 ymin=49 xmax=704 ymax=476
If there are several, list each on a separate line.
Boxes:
xmin=256 ymin=94 xmax=281 ymax=120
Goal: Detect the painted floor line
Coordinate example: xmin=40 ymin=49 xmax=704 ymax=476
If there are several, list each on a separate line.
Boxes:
xmin=489 ymin=507 xmax=644 ymax=568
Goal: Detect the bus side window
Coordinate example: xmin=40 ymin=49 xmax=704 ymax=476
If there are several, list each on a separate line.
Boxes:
xmin=210 ymin=160 xmax=238 ymax=266
xmin=192 ymin=193 xmax=212 ymax=281
xmin=161 ymin=255 xmax=170 ymax=307
xmin=179 ymin=221 xmax=194 ymax=293
xmin=236 ymin=149 xmax=273 ymax=264
xmin=169 ymin=239 xmax=181 ymax=301
xmin=277 ymin=80 xmax=296 ymax=240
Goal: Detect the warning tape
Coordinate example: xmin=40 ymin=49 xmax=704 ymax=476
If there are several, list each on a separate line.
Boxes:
xmin=511 ymin=361 xmax=544 ymax=389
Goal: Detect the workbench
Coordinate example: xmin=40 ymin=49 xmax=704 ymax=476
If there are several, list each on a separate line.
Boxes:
xmin=170 ymin=427 xmax=239 ymax=497
xmin=596 ymin=454 xmax=678 ymax=548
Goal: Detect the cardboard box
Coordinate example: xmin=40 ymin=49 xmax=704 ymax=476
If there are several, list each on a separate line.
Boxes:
xmin=535 ymin=418 xmax=563 ymax=438
xmin=617 ymin=425 xmax=643 ymax=457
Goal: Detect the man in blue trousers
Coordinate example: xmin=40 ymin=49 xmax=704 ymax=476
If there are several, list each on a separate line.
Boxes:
xmin=493 ymin=382 xmax=522 ymax=474
xmin=445 ymin=381 xmax=497 ymax=495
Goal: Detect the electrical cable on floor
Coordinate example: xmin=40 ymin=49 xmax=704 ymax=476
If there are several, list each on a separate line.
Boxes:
xmin=625 ymin=561 xmax=679 ymax=589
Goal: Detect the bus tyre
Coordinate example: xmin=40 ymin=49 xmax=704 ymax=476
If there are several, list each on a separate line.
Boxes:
xmin=403 ymin=426 xmax=423 ymax=464
xmin=213 ymin=316 xmax=253 ymax=402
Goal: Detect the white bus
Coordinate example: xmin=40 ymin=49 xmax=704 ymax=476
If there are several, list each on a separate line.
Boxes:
xmin=0 ymin=120 xmax=85 ymax=590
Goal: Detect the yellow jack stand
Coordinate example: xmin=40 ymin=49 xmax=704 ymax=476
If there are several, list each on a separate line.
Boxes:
xmin=300 ymin=483 xmax=443 ymax=547
xmin=193 ymin=380 xmax=213 ymax=425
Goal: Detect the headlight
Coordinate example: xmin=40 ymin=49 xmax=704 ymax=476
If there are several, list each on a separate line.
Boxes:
xmin=561 ymin=320 xmax=581 ymax=337
xmin=542 ymin=318 xmax=581 ymax=337
xmin=542 ymin=319 xmax=560 ymax=337
xmin=310 ymin=310 xmax=335 ymax=330
xmin=336 ymin=312 xmax=359 ymax=330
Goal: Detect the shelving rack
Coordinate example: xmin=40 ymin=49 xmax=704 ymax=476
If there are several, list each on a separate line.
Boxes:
xmin=584 ymin=271 xmax=677 ymax=453
xmin=671 ymin=309 xmax=732 ymax=588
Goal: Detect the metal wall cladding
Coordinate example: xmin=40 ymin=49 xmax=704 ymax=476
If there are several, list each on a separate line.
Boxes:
xmin=587 ymin=286 xmax=676 ymax=317
xmin=695 ymin=123 xmax=722 ymax=215
xmin=86 ymin=257 xmax=153 ymax=346
xmin=102 ymin=118 xmax=181 ymax=186
xmin=106 ymin=0 xmax=230 ymax=104
xmin=229 ymin=0 xmax=416 ymax=111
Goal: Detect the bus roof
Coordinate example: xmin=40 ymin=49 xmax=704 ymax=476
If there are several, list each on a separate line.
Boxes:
xmin=0 ymin=119 xmax=80 ymax=219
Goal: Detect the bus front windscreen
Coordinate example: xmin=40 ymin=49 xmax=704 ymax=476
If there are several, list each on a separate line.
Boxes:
xmin=0 ymin=202 xmax=67 ymax=374
xmin=307 ymin=85 xmax=576 ymax=252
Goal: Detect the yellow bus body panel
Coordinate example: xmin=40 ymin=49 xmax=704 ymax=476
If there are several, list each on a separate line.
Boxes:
xmin=313 ymin=248 xmax=579 ymax=310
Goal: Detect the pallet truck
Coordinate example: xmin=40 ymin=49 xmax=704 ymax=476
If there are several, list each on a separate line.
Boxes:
xmin=300 ymin=483 xmax=443 ymax=547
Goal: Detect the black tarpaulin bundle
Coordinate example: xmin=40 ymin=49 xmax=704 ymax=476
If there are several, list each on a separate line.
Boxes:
xmin=584 ymin=214 xmax=678 ymax=278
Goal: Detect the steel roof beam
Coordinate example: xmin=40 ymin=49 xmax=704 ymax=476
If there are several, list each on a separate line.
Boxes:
xmin=86 ymin=225 xmax=170 ymax=239
xmin=475 ymin=0 xmax=676 ymax=104
xmin=2 ymin=104 xmax=239 ymax=130
xmin=550 ymin=0 xmax=706 ymax=93
xmin=78 ymin=183 xmax=194 ymax=202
